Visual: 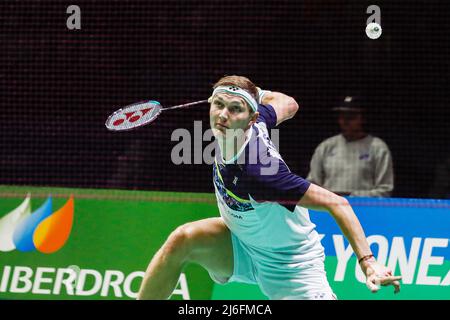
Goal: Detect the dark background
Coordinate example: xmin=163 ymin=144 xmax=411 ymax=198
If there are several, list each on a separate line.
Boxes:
xmin=0 ymin=0 xmax=448 ymax=198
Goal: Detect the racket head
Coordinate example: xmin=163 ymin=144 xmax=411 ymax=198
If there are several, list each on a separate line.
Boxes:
xmin=105 ymin=100 xmax=162 ymax=131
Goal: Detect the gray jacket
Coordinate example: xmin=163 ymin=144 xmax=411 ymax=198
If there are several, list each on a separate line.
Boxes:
xmin=307 ymin=134 xmax=394 ymax=197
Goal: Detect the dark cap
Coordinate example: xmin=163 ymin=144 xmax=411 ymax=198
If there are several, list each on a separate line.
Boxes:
xmin=332 ymin=96 xmax=364 ymax=112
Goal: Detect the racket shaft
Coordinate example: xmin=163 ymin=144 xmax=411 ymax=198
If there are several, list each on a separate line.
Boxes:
xmin=163 ymin=100 xmax=207 ymax=110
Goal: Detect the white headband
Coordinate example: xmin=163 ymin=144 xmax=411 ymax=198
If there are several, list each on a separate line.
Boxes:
xmin=211 ymin=85 xmax=258 ymax=112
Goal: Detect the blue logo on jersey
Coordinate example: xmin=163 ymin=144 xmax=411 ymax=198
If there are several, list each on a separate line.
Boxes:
xmin=359 ymin=153 xmax=370 ymax=160
xmin=213 ymin=165 xmax=254 ymax=212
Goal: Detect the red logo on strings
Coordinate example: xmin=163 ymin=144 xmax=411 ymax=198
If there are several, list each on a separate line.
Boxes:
xmin=113 ymin=108 xmax=152 ymax=126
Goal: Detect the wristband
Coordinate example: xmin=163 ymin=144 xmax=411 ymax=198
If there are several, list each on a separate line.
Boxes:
xmin=358 ymin=254 xmax=374 ymax=264
xmin=257 ymin=87 xmax=271 ymax=104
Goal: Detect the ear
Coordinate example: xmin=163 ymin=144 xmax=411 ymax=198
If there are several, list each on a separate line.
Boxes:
xmin=247 ymin=111 xmax=259 ymax=129
xmin=208 ymin=96 xmax=213 ymax=103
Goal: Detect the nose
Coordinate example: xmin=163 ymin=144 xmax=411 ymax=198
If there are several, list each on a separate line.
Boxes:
xmin=218 ymin=108 xmax=229 ymax=121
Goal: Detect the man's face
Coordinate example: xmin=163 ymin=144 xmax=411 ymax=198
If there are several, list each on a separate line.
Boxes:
xmin=209 ymin=92 xmax=257 ymax=139
xmin=338 ymin=111 xmax=363 ymax=136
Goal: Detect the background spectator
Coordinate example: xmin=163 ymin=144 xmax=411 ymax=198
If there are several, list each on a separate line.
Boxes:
xmin=428 ymin=154 xmax=450 ymax=199
xmin=307 ymin=96 xmax=393 ymax=197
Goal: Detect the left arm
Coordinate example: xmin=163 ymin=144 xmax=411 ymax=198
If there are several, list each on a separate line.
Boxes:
xmin=259 ymin=90 xmax=299 ymax=126
xmin=299 ymin=183 xmax=401 ymax=293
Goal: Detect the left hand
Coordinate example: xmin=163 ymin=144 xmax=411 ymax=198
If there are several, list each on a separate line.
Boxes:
xmin=360 ymin=258 xmax=402 ymax=294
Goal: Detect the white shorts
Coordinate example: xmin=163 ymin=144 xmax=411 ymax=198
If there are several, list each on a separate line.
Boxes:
xmin=210 ymin=233 xmax=337 ymax=300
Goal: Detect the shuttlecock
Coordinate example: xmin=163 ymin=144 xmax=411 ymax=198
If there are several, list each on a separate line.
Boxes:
xmin=366 ymin=22 xmax=382 ymax=40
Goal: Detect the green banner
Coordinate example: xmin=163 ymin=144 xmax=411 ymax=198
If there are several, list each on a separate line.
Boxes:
xmin=0 ymin=186 xmax=217 ymax=300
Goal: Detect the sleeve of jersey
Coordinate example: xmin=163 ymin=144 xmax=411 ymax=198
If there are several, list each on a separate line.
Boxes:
xmin=248 ymin=160 xmax=311 ymax=212
xmin=256 ymin=104 xmax=277 ymax=129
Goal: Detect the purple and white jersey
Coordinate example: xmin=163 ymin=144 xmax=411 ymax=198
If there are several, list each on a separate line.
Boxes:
xmin=213 ymin=104 xmax=325 ymax=263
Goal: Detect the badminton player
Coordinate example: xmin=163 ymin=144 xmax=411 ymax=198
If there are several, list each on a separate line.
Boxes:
xmin=137 ymin=75 xmax=401 ymax=300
